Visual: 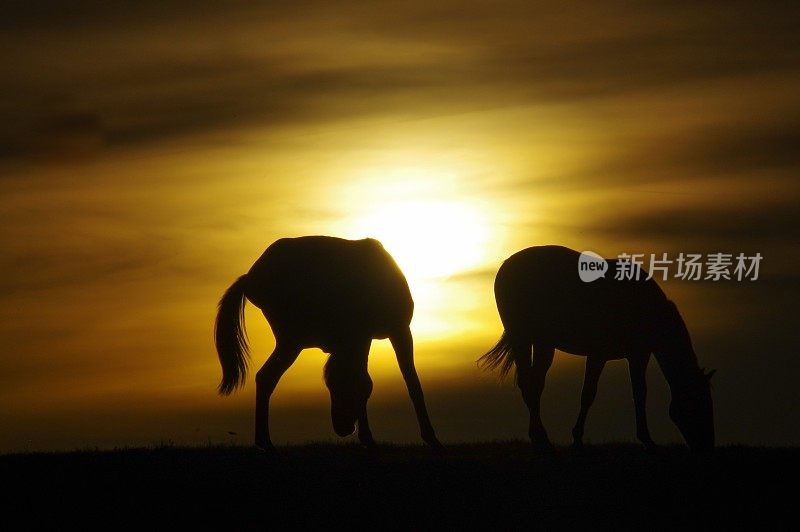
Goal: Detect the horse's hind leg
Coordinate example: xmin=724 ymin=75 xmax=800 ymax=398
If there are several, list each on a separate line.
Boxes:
xmin=628 ymin=352 xmax=657 ymax=451
xmin=254 ymin=340 xmax=300 ymax=451
xmin=511 ymin=339 xmax=533 ymax=434
xmin=517 ymin=343 xmax=555 ymax=451
xmin=572 ymin=356 xmax=606 ymax=449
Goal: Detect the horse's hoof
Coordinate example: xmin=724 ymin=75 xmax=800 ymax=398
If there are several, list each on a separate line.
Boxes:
xmin=255 ymin=441 xmax=277 ymax=454
xmin=359 ymin=439 xmax=379 ymax=452
xmin=532 ymin=440 xmax=556 ymax=454
xmin=426 ymin=439 xmax=446 ymax=455
xmin=643 ymin=443 xmax=661 ymax=454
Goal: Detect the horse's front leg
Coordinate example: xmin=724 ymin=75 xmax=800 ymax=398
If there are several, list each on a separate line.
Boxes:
xmin=628 ymin=352 xmax=657 ymax=451
xmin=254 ymin=342 xmax=300 ymax=452
xmin=390 ymin=326 xmax=443 ymax=451
xmin=357 ymin=408 xmax=377 ymax=449
xmin=572 ymin=355 xmax=606 ymax=449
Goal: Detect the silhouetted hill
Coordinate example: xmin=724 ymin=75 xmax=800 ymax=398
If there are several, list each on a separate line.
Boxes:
xmin=2 ymin=442 xmax=796 ymax=528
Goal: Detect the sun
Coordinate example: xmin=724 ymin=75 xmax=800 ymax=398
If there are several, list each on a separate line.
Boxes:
xmin=334 ymin=164 xmax=493 ymax=282
xmin=331 ymin=164 xmax=497 ymax=338
xmin=349 ymin=199 xmax=489 ymax=282
xmin=343 ymin=197 xmax=492 ymax=338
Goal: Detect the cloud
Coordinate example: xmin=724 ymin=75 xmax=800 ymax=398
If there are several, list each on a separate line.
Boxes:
xmin=2 ymin=1 xmax=798 ymax=161
xmin=591 ymin=197 xmax=800 ymax=249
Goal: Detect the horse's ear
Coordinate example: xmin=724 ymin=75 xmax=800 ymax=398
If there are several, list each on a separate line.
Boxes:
xmin=704 ymin=369 xmax=716 ymax=381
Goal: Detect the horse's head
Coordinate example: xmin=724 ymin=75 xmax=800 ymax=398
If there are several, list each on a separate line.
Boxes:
xmin=669 ymin=368 xmax=715 ymax=452
xmin=324 ymin=353 xmax=373 ymax=437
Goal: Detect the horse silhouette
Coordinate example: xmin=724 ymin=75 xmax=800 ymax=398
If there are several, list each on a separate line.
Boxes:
xmin=479 ymin=245 xmax=715 ymax=452
xmin=215 ymin=236 xmax=443 ymax=451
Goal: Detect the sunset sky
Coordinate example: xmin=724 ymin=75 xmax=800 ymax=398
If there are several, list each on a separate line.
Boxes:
xmin=1 ymin=1 xmax=799 ymax=451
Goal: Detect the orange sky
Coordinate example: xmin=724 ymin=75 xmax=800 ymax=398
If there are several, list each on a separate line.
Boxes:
xmin=1 ymin=1 xmax=799 ymax=451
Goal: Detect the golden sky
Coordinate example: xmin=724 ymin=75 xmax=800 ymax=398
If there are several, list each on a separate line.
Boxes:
xmin=1 ymin=1 xmax=799 ymax=451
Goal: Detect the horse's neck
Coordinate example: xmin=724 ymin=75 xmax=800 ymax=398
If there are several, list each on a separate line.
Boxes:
xmin=653 ymin=348 xmax=700 ymax=391
xmin=651 ymin=304 xmax=700 ymax=391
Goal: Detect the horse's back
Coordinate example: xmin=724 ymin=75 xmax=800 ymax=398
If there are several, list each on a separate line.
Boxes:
xmin=244 ymin=236 xmax=413 ymax=344
xmin=496 ymin=246 xmax=667 ymax=357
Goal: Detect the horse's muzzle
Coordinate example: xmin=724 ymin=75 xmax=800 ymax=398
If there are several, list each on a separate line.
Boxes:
xmin=332 ymin=418 xmax=356 ymax=437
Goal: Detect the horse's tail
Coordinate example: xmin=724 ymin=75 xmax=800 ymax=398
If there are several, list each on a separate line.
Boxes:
xmin=477 ymin=331 xmax=515 ymax=379
xmin=215 ymin=275 xmax=250 ymax=395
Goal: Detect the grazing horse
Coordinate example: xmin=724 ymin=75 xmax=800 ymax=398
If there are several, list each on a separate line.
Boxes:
xmin=479 ymin=245 xmax=715 ymax=452
xmin=215 ymin=236 xmax=442 ymax=452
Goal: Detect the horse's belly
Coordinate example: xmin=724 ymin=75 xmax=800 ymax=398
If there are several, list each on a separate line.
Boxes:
xmin=495 ymin=245 xmax=660 ymax=358
xmin=244 ymin=236 xmax=413 ymax=348
xmin=253 ymin=278 xmax=411 ymax=347
xmin=552 ymin=335 xmax=635 ymax=360
xmin=527 ymin=303 xmax=647 ymax=358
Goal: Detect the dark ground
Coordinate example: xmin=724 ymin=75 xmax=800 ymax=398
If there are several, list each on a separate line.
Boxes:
xmin=1 ymin=442 xmax=795 ymax=529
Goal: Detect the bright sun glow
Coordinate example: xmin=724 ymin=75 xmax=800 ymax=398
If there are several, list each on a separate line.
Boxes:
xmin=353 ymin=200 xmax=489 ymax=281
xmin=334 ymin=164 xmax=496 ymax=339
